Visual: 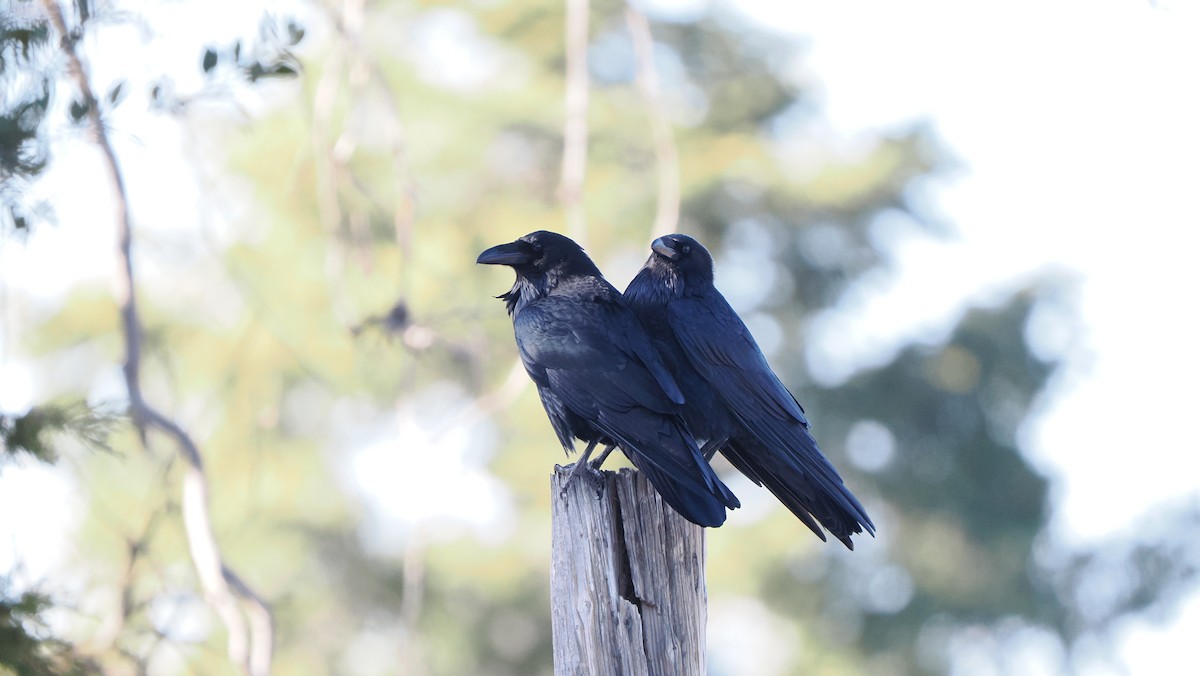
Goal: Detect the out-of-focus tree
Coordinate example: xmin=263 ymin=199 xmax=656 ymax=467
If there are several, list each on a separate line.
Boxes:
xmin=1 ymin=0 xmax=53 ymax=232
xmin=1 ymin=404 xmax=107 ymax=673
xmin=2 ymin=0 xmax=301 ymax=672
xmin=3 ymin=0 xmax=1198 ymax=674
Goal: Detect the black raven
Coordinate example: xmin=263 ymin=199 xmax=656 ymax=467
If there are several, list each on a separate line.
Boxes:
xmin=624 ymin=234 xmax=875 ymax=548
xmin=477 ymin=231 xmax=740 ymax=527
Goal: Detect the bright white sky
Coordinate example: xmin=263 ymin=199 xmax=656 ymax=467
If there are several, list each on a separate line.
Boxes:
xmin=3 ymin=0 xmax=1199 ymax=672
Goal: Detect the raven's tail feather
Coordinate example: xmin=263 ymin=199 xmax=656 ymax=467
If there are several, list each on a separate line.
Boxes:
xmin=627 ymin=452 xmax=730 ymax=527
xmin=722 ymin=434 xmax=874 ymax=549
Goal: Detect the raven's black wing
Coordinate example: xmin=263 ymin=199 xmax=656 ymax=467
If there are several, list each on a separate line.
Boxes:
xmin=516 ymin=294 xmax=738 ymax=526
xmin=516 ymin=296 xmax=683 ymax=411
xmin=667 ymin=291 xmax=874 ymax=540
xmin=668 ymin=294 xmax=810 ymax=424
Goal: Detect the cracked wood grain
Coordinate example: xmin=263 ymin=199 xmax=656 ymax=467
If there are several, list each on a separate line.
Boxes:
xmin=551 ymin=466 xmax=706 ymax=676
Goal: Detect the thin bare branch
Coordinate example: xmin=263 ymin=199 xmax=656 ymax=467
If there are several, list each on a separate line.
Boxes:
xmin=312 ymin=0 xmax=417 ymax=324
xmin=85 ymin=508 xmax=163 ymax=656
xmin=39 ymin=2 xmax=272 ymax=673
xmin=559 ymin=0 xmax=590 ymax=245
xmin=397 ymin=529 xmax=427 ymax=673
xmin=311 ymin=43 xmax=345 ymax=246
xmin=626 ymin=7 xmax=680 ymax=240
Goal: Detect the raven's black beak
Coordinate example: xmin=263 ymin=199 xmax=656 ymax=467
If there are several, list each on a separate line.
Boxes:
xmin=477 ymin=240 xmax=534 ymax=266
xmin=651 ymin=236 xmax=679 ymax=261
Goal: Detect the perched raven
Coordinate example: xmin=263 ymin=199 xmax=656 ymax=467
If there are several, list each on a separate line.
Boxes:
xmin=477 ymin=231 xmax=740 ymax=527
xmin=624 ymin=234 xmax=875 ymax=548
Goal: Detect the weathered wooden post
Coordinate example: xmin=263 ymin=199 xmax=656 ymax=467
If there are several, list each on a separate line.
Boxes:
xmin=550 ymin=466 xmax=707 ymax=676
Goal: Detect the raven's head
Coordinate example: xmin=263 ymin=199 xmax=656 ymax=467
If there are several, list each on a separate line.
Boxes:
xmin=477 ymin=231 xmax=601 ymax=315
xmin=644 ymin=233 xmax=715 ymax=288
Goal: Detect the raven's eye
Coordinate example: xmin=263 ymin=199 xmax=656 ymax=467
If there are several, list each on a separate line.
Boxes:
xmin=681 ymin=244 xmax=692 ymax=254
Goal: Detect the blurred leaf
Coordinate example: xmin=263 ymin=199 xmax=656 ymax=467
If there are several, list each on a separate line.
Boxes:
xmin=286 ymin=20 xmax=304 ymax=46
xmin=68 ymin=98 xmax=89 ymax=124
xmin=106 ymin=80 xmax=125 ymax=106
xmin=245 ymin=57 xmax=300 ymax=82
xmin=202 ymin=47 xmax=218 ymax=73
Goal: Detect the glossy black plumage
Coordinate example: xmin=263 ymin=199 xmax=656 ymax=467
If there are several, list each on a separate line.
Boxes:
xmin=624 ymin=234 xmax=874 ymax=548
xmin=477 ymin=231 xmax=739 ymax=527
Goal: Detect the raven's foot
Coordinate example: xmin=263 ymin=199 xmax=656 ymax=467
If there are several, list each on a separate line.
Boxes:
xmin=563 ymin=440 xmax=602 ymax=490
xmin=588 ymin=444 xmax=616 ymax=471
xmin=566 ymin=456 xmax=605 ymax=490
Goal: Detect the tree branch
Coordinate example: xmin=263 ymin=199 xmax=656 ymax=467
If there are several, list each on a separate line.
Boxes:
xmin=311 ymin=0 xmax=418 ymax=323
xmin=625 ymin=7 xmax=680 ymax=240
xmin=39 ymin=2 xmax=273 ymax=673
xmin=559 ymin=0 xmax=590 ymax=245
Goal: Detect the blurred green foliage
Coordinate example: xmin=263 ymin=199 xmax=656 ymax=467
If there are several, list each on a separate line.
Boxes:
xmin=3 ymin=0 xmax=1199 ymax=674
xmin=0 ymin=587 xmax=92 ymax=675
